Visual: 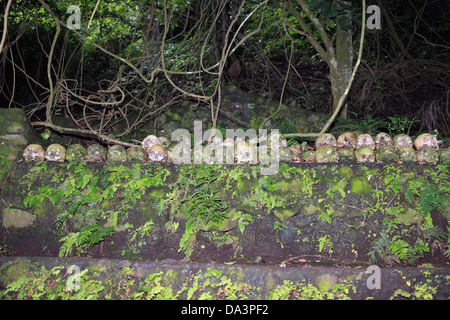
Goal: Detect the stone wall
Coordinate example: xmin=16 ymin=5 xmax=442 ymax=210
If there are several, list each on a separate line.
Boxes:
xmin=1 ymin=161 xmax=448 ymax=266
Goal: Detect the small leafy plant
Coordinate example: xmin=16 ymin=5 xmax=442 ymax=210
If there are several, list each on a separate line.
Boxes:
xmin=177 ymin=167 xmax=229 ymax=259
xmin=59 ymin=224 xmax=114 ymax=257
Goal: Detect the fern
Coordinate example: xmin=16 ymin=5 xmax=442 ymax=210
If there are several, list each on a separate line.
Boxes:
xmin=407 ymin=181 xmax=449 ymax=228
xmin=59 ymin=232 xmax=79 ymax=257
xmin=58 ymin=224 xmax=114 ymax=257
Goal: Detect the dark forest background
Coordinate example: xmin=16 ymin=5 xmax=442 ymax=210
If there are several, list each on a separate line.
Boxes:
xmin=1 ymin=0 xmax=449 ymax=144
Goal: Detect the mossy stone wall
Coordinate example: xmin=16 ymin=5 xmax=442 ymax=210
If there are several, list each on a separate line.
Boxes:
xmin=1 ymin=161 xmax=448 ymax=265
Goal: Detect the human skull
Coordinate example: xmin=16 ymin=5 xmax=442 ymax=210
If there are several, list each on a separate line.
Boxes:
xmin=267 ymin=132 xmax=287 ymax=150
xmin=315 ymin=146 xmax=339 ymax=163
xmin=148 ymin=144 xmax=168 ymax=162
xmin=356 ymin=134 xmax=375 ymax=150
xmin=375 ymin=146 xmax=399 ymax=163
xmin=278 ymin=146 xmax=297 ymax=163
xmin=66 ymin=144 xmax=87 ymax=162
xmin=393 ymin=134 xmax=413 ymax=151
xmin=288 ymin=140 xmax=301 ymax=149
xmin=158 ymin=136 xmax=171 ymax=148
xmin=126 ymin=146 xmax=147 ymax=162
xmin=397 ymin=146 xmax=416 ymax=164
xmin=315 ymin=133 xmax=337 ymax=150
xmin=355 ymin=146 xmax=375 ymax=163
xmin=235 ymin=141 xmax=256 ymax=164
xmin=337 ymin=132 xmax=357 ymax=150
xmin=86 ymin=144 xmax=107 ymax=162
xmin=302 ymin=150 xmax=316 ymax=163
xmin=416 ymin=147 xmax=439 ymax=165
xmin=142 ymin=135 xmax=162 ymax=153
xmin=258 ymin=145 xmax=272 ymax=165
xmin=23 ymin=144 xmax=45 ymax=161
xmin=45 ymin=144 xmax=66 ymax=162
xmin=439 ymin=148 xmax=450 ymax=163
xmin=289 ymin=147 xmax=302 ymax=163
xmin=107 ymin=145 xmax=127 ymax=162
xmin=203 ymin=144 xmax=224 ymax=164
xmin=337 ymin=148 xmax=356 ymax=162
xmin=414 ymin=133 xmax=438 ymax=151
xmin=222 ymin=138 xmax=235 ymax=164
xmin=375 ymin=132 xmax=393 ymax=149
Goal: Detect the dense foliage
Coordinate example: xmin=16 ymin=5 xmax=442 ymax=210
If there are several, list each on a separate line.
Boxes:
xmin=0 ymin=0 xmax=449 ymax=141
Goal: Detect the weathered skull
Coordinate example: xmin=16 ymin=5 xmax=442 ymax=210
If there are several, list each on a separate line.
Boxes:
xmin=397 ymin=146 xmax=417 ymax=164
xmin=393 ymin=134 xmax=413 ymax=151
xmin=315 ymin=133 xmax=337 ymax=150
xmin=203 ymin=144 xmax=224 ymax=164
xmin=23 ymin=144 xmax=45 ymax=161
xmin=355 ymin=146 xmax=375 ymax=163
xmin=439 ymin=148 xmax=450 ymax=163
xmin=337 ymin=148 xmax=356 ymax=162
xmin=356 ymin=134 xmax=375 ymax=150
xmin=267 ymin=132 xmax=287 ymax=150
xmin=148 ymin=144 xmax=168 ymax=162
xmin=414 ymin=133 xmax=439 ymax=151
xmin=158 ymin=136 xmax=171 ymax=148
xmin=45 ymin=144 xmax=66 ymax=162
xmin=142 ymin=135 xmax=162 ymax=153
xmin=278 ymin=146 xmax=297 ymax=163
xmin=302 ymin=150 xmax=316 ymax=163
xmin=86 ymin=144 xmax=107 ymax=162
xmin=337 ymin=132 xmax=357 ymax=150
xmin=107 ymin=145 xmax=127 ymax=162
xmin=316 ymin=146 xmax=339 ymax=163
xmin=288 ymin=140 xmax=301 ymax=149
xmin=375 ymin=132 xmax=393 ymax=149
xmin=235 ymin=141 xmax=257 ymax=164
xmin=416 ymin=147 xmax=439 ymax=165
xmin=289 ymin=147 xmax=302 ymax=163
xmin=375 ymin=146 xmax=399 ymax=163
xmin=66 ymin=144 xmax=87 ymax=162
xmin=222 ymin=138 xmax=235 ymax=164
xmin=126 ymin=146 xmax=147 ymax=162
xmin=258 ymin=145 xmax=273 ymax=165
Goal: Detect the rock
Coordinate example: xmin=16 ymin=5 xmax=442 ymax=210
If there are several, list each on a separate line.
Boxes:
xmin=0 ymin=108 xmax=42 ymax=160
xmin=2 ymin=208 xmax=35 ymax=229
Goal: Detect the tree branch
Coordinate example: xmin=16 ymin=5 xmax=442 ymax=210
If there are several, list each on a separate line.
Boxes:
xmin=284 ymin=0 xmax=366 ymax=138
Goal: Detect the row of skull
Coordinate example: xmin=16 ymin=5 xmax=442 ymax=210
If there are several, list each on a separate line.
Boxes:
xmin=21 ymin=132 xmax=445 ymax=165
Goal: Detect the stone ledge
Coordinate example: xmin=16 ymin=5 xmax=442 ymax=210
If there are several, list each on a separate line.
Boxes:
xmin=0 ymin=256 xmax=448 ymax=300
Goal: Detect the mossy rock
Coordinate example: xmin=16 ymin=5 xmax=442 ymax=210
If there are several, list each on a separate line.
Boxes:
xmin=338 ymin=166 xmax=353 ymax=179
xmin=350 ymin=176 xmax=372 ymax=195
xmin=2 ymin=208 xmax=36 ymax=229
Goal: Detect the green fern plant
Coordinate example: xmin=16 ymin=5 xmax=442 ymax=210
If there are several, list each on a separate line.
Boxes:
xmin=177 ymin=168 xmax=228 ymax=259
xmin=59 ymin=224 xmax=114 ymax=257
xmin=406 ymin=180 xmax=450 ymax=228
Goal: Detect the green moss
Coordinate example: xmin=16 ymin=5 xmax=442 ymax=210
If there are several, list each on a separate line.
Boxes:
xmin=303 ymin=203 xmax=323 ymax=216
xmin=350 ymin=176 xmax=372 ymax=195
xmin=0 ymin=260 xmax=34 ymax=286
xmin=398 ymin=208 xmax=419 ymax=226
xmin=274 ymin=208 xmax=296 ymax=221
xmin=2 ymin=208 xmax=35 ymax=228
xmin=235 ymin=179 xmax=257 ymax=192
xmin=338 ymin=166 xmax=353 ymax=179
xmin=316 ymin=274 xmax=337 ymax=292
